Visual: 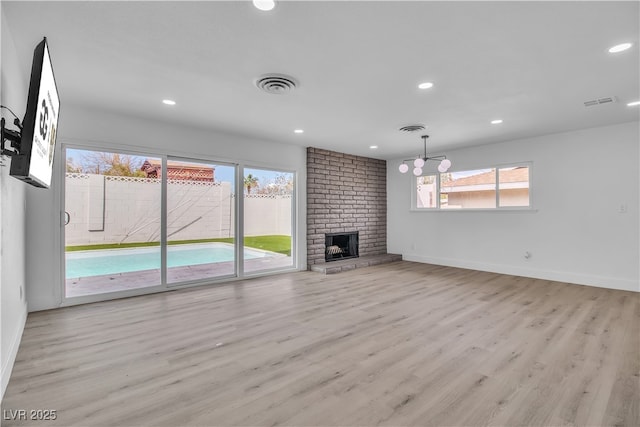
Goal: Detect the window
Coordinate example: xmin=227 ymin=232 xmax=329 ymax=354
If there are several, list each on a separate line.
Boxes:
xmin=166 ymin=159 xmax=236 ymax=284
xmin=498 ymin=166 xmax=530 ymax=207
xmin=64 ymin=148 xmax=162 ymax=298
xmin=441 ymin=168 xmax=496 ymax=209
xmin=416 ymin=175 xmax=437 ymax=208
xmin=243 ymin=168 xmax=295 ymax=274
xmin=414 ymin=164 xmax=531 ymax=210
xmin=63 ymin=145 xmax=297 ymax=301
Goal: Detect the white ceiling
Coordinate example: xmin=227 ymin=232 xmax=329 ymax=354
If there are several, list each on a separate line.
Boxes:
xmin=3 ymin=1 xmax=639 ymax=159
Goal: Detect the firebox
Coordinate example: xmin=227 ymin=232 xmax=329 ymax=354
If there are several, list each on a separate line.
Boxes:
xmin=325 ymin=232 xmax=359 ymax=262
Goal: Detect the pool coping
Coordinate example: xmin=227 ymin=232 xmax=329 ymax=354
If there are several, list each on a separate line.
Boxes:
xmin=65 ymin=256 xmax=294 ymax=298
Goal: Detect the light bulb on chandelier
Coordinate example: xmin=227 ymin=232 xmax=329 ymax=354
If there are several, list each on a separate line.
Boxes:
xmin=438 ymin=158 xmax=452 ymax=173
xmin=398 ymin=135 xmax=451 ymax=176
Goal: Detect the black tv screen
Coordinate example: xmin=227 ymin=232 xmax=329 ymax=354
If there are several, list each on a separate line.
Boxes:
xmin=10 ymin=37 xmax=60 ymax=188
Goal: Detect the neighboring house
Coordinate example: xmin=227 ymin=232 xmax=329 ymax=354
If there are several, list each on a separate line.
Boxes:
xmin=141 ymin=159 xmax=215 ymax=182
xmin=442 ymin=167 xmax=529 ymax=208
xmin=417 ymin=167 xmax=530 ymax=209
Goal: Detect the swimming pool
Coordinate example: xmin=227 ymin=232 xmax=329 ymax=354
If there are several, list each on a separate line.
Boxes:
xmin=65 ymin=243 xmax=270 ymax=278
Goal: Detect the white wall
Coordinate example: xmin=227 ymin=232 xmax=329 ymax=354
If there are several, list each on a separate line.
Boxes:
xmin=244 ymin=196 xmax=292 ymax=236
xmin=388 ymin=121 xmax=640 ymax=292
xmin=63 ymin=175 xmax=292 ymax=245
xmin=64 ymin=175 xmax=234 ymax=244
xmin=0 ymin=10 xmax=29 ymax=399
xmin=25 ymin=105 xmax=307 ymax=312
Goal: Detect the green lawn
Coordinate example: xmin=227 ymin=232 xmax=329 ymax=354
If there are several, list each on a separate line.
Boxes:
xmin=243 ymin=235 xmax=291 ymax=256
xmin=65 ymin=235 xmax=291 ymax=256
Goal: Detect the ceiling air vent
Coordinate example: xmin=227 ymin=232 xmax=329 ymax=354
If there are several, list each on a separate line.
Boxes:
xmin=399 ymin=124 xmax=426 ymax=132
xmin=584 ymin=96 xmax=617 ymax=107
xmin=255 ymin=74 xmax=298 ymax=94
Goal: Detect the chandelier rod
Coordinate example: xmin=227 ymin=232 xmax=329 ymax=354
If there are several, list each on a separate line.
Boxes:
xmin=409 ymin=135 xmax=447 ymax=162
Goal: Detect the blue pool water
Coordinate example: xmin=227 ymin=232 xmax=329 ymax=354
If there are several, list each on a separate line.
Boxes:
xmin=66 ymin=243 xmax=266 ymax=278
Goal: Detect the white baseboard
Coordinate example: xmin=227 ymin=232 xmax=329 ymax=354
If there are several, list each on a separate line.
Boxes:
xmin=1 ymin=306 xmax=27 ymax=400
xmin=402 ymin=254 xmax=639 ymax=293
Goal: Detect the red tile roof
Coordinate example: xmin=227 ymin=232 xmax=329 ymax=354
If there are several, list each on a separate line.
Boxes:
xmin=443 ymin=167 xmax=528 ymax=187
xmin=141 ymin=159 xmax=215 ymax=182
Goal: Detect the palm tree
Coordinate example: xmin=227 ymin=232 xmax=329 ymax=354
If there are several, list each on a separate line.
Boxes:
xmin=244 ymin=173 xmax=259 ymax=194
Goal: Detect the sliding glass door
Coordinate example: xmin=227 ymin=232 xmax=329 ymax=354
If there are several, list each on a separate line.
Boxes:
xmin=63 ymin=146 xmax=296 ymax=301
xmin=243 ymin=168 xmax=294 ymax=274
xmin=166 ymin=159 xmax=236 ymax=283
xmin=64 ymin=148 xmax=162 ymax=297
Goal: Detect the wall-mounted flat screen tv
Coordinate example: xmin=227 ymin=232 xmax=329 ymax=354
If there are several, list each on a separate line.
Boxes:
xmin=10 ymin=37 xmax=60 ymax=188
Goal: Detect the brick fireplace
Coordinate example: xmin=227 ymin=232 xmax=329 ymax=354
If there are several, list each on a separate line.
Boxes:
xmin=307 ymin=147 xmax=387 ymax=267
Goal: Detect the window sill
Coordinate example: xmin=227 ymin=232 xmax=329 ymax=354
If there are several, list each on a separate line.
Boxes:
xmin=410 ymin=207 xmax=538 ymax=213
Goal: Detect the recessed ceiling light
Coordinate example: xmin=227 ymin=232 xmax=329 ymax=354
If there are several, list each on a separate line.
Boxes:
xmin=162 ymin=99 xmax=176 ymax=105
xmin=418 ymin=82 xmax=434 ymax=90
xmin=627 ymin=100 xmax=640 ymax=107
xmin=253 ymin=0 xmax=276 ymax=11
xmin=294 ymin=129 xmax=304 ymax=134
xmin=369 ymin=145 xmax=378 ymax=149
xmin=491 ymin=119 xmax=503 ymax=124
xmin=608 ymin=43 xmax=633 ymax=53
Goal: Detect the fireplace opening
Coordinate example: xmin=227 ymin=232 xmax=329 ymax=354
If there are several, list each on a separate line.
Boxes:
xmin=325 ymin=232 xmax=359 ymax=262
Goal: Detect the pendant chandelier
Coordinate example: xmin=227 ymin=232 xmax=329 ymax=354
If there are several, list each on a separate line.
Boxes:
xmin=398 ymin=135 xmax=451 ymax=176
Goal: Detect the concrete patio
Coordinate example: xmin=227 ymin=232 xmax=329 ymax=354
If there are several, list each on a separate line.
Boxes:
xmin=66 ymin=256 xmax=294 ymax=298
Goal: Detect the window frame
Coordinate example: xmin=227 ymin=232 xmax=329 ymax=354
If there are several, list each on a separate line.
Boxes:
xmin=60 ymin=141 xmax=299 ymax=307
xmin=411 ymin=161 xmax=534 ymax=212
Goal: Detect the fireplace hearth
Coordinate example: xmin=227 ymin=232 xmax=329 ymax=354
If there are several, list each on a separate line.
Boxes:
xmin=325 ymin=232 xmax=359 ymax=262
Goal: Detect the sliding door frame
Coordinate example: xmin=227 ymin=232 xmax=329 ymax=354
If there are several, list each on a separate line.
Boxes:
xmin=165 ymin=155 xmax=239 ymax=287
xmin=242 ymin=164 xmax=297 ymax=276
xmin=60 ymin=143 xmax=298 ymax=307
xmin=60 ymin=143 xmax=167 ymax=306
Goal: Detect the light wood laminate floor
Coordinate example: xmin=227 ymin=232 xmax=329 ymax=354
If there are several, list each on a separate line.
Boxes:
xmin=3 ymin=262 xmax=639 ymax=426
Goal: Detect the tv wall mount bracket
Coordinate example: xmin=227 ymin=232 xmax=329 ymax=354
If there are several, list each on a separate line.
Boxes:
xmin=1 ymin=116 xmax=23 ymax=156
